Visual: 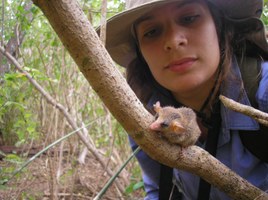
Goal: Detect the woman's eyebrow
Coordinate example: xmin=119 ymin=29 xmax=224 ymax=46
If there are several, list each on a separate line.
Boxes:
xmin=134 ymin=15 xmax=154 ymax=28
xmin=176 ymin=0 xmax=197 ymax=9
xmin=134 ymin=0 xmax=198 ymax=27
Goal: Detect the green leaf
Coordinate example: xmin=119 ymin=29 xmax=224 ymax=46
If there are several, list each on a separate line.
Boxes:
xmin=133 ymin=181 xmax=144 ymax=191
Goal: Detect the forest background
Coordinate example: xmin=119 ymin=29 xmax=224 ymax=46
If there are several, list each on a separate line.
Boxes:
xmin=0 ymin=0 xmax=268 ymax=200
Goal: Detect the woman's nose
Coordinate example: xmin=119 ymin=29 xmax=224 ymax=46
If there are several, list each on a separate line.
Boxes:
xmin=164 ymin=26 xmax=188 ymax=51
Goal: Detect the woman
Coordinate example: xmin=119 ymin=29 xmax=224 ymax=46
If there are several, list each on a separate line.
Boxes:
xmin=101 ymin=0 xmax=268 ymax=199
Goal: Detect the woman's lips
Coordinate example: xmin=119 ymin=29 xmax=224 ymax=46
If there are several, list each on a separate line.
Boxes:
xmin=166 ymin=58 xmax=197 ymax=73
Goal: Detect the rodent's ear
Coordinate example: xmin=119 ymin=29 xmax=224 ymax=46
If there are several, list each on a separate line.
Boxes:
xmin=153 ymin=101 xmax=161 ymax=113
xmin=170 ymin=121 xmax=185 ymax=133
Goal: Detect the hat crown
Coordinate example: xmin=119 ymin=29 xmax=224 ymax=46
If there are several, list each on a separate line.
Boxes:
xmin=126 ymin=0 xmax=158 ymax=9
xmin=126 ymin=0 xmax=263 ymax=19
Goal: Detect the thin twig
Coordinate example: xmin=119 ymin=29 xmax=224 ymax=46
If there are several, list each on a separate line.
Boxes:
xmin=219 ymin=95 xmax=268 ymax=126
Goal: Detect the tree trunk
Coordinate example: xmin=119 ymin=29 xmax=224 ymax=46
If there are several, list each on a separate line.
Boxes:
xmin=31 ymin=0 xmax=268 ymax=199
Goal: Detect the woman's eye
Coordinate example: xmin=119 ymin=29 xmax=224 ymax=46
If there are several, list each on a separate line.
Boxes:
xmin=144 ymin=28 xmax=160 ymax=38
xmin=180 ymin=15 xmax=200 ymax=24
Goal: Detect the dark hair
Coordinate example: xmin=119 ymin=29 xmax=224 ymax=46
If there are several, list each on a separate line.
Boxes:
xmin=126 ymin=1 xmax=258 ymax=109
xmin=126 ymin=45 xmax=155 ymax=104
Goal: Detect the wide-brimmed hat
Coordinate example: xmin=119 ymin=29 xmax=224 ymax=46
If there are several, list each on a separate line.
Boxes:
xmin=100 ymin=0 xmax=268 ymax=68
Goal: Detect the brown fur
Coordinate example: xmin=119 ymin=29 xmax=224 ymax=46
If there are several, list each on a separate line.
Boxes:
xmin=150 ymin=102 xmax=201 ymax=147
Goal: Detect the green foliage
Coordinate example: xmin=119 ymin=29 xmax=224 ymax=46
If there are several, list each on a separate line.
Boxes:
xmin=0 ymin=73 xmax=39 ymax=145
xmin=0 ymin=0 xmax=127 ymax=146
xmin=0 ymin=153 xmax=24 ymax=186
xmin=1 ymin=1 xmax=33 ymax=41
xmin=80 ymin=0 xmax=125 ymax=26
xmin=4 ymin=154 xmax=24 ymax=164
xmin=262 ymin=0 xmax=268 ymax=25
xmin=0 ymin=0 xmax=43 ymax=145
xmin=20 ymin=192 xmax=37 ymax=200
xmin=125 ymin=179 xmax=145 ymax=194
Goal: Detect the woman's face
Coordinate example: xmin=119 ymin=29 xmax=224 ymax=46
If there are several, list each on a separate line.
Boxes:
xmin=135 ymin=0 xmax=220 ymax=108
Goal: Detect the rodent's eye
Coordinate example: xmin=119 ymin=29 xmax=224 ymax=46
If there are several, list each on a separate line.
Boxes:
xmin=154 ymin=113 xmax=159 ymax=120
xmin=160 ymin=121 xmax=169 ymax=128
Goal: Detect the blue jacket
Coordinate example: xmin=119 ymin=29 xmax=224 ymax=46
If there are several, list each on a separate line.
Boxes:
xmin=129 ymin=57 xmax=268 ymax=200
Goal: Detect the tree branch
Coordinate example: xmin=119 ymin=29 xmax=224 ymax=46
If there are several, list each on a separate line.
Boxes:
xmin=220 ymin=95 xmax=268 ymax=126
xmin=30 ymin=0 xmax=268 ymax=199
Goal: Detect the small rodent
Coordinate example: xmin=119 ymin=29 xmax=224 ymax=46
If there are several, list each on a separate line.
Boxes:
xmin=149 ymin=101 xmax=201 ymax=147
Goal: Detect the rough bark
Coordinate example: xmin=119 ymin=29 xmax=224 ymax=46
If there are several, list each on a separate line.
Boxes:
xmin=31 ymin=0 xmax=268 ymax=199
